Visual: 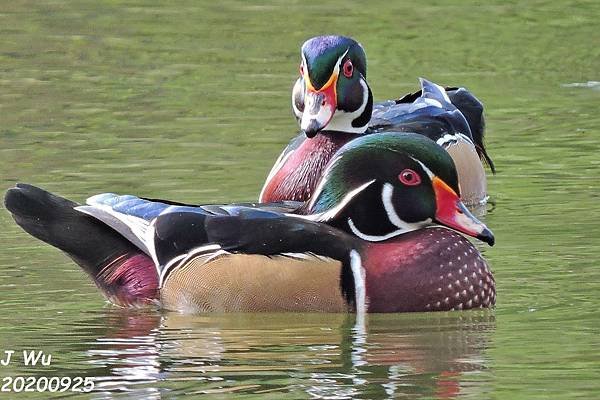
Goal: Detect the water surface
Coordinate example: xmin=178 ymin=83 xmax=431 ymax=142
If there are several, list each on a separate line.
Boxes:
xmin=1 ymin=1 xmax=599 ymax=398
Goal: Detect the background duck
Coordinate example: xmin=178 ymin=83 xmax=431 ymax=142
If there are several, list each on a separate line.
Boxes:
xmin=5 ymin=134 xmax=494 ymax=313
xmin=260 ymin=35 xmax=494 ymax=207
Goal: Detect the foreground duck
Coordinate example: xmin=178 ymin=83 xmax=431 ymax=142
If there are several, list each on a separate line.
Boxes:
xmin=5 ymin=134 xmax=495 ymax=313
xmin=260 ymin=35 xmax=494 ymax=206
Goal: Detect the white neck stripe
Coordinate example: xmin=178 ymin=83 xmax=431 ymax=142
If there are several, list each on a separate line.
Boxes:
xmin=306 ymin=179 xmax=376 ymax=221
xmin=349 ymin=249 xmax=367 ymax=316
xmin=347 ymin=218 xmax=405 ymax=242
xmin=408 ymin=156 xmax=435 ymax=179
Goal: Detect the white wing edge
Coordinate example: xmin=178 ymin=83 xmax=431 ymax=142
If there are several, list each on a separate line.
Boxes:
xmin=75 ymin=204 xmax=160 ymax=270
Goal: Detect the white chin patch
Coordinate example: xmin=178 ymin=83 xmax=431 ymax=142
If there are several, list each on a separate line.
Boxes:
xmin=347 ymin=218 xmax=404 ymax=242
xmin=325 ymin=78 xmax=370 ymax=134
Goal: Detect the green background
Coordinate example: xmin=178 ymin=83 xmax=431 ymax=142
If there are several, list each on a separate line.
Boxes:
xmin=1 ymin=1 xmax=599 ymax=398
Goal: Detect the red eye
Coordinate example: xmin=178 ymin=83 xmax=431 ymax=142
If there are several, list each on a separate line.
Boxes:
xmin=299 ymin=63 xmax=304 ymax=76
xmin=342 ymin=59 xmax=353 ymax=78
xmin=398 ymin=169 xmax=421 ymax=186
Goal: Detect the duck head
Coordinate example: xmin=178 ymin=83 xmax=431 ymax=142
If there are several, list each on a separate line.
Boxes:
xmin=292 ymin=35 xmax=373 ymax=138
xmin=304 ymin=132 xmax=495 ymax=246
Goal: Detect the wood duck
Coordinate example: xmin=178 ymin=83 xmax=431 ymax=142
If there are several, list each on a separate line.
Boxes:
xmin=5 ymin=133 xmax=495 ymax=313
xmin=260 ymin=35 xmax=494 ymax=207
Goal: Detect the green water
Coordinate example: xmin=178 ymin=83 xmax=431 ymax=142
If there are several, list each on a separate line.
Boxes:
xmin=1 ymin=1 xmax=599 ymax=398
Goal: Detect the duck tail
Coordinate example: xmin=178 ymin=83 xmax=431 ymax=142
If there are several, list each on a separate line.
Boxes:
xmin=475 ymin=143 xmax=496 ymax=174
xmin=446 ymin=87 xmax=496 ymax=174
xmin=4 ymin=184 xmax=158 ymax=306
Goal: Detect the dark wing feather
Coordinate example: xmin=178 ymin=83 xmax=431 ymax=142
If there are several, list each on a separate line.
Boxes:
xmin=446 ymin=87 xmax=495 ymax=173
xmin=370 ymin=79 xmax=494 ymax=172
xmin=152 ymin=209 xmax=357 ymax=263
xmin=152 ymin=209 xmax=359 ymax=306
xmin=368 ymin=79 xmax=473 ymax=143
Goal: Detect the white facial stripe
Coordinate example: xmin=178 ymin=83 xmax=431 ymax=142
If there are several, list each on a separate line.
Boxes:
xmin=333 ymin=48 xmax=350 ymax=77
xmin=350 ymin=249 xmax=367 ymax=316
xmin=381 ymin=183 xmax=431 ymax=231
xmin=302 ymin=48 xmax=348 ymax=91
xmin=408 ymin=156 xmax=435 ymax=179
xmin=303 ymin=179 xmax=377 ymax=222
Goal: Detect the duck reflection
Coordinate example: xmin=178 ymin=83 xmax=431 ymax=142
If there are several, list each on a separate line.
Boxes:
xmin=83 ymin=310 xmax=163 ymax=397
xmin=86 ymin=309 xmax=495 ymax=398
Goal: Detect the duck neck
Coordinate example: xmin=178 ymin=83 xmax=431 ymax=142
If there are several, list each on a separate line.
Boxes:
xmin=270 ymin=132 xmax=360 ymax=203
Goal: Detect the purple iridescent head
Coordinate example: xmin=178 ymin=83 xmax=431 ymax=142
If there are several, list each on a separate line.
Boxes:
xmin=292 ymin=35 xmax=373 ymax=138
